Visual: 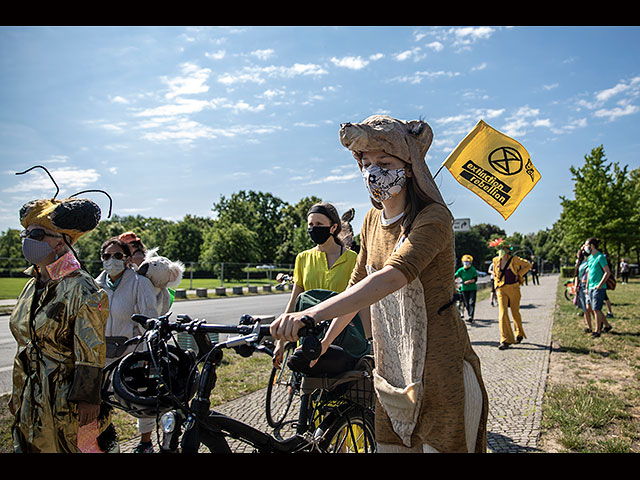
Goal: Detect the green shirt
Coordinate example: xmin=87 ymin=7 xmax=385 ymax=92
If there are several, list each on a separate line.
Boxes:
xmin=455 ymin=265 xmax=478 ymax=291
xmin=587 ymin=252 xmax=608 ymax=290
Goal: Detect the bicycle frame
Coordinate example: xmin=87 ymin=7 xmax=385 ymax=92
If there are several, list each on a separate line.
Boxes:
xmin=115 ymin=313 xmax=373 ymax=453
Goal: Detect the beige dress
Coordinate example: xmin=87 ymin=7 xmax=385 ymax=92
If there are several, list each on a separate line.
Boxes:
xmin=349 ymin=204 xmax=489 ymax=452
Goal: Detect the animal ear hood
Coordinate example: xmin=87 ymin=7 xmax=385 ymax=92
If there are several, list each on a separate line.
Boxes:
xmin=339 ymin=114 xmax=446 ymax=208
xmin=20 ymin=197 xmax=101 ymax=244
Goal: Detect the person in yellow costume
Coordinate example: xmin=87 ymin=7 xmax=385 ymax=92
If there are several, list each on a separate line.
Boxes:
xmin=273 ymin=202 xmax=369 ymax=371
xmin=489 ymin=238 xmax=531 ymax=350
xmin=8 ymin=166 xmax=113 ymax=453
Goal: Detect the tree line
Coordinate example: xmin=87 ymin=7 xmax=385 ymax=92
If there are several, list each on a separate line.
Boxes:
xmin=1 ymin=145 xmax=637 ymax=278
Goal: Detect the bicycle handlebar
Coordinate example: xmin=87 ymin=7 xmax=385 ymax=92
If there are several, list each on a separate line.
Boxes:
xmin=130 ymin=312 xmax=326 ymax=360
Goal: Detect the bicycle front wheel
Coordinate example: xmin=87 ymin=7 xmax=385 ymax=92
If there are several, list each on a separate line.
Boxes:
xmin=319 ymin=408 xmax=376 ymax=453
xmin=265 ymin=348 xmax=299 ymax=428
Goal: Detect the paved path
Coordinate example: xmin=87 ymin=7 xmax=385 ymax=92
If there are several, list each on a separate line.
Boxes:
xmin=120 ymin=274 xmax=559 ymax=453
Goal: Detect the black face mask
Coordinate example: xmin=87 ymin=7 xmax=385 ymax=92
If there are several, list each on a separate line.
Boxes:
xmin=307 ymin=225 xmax=333 ymax=245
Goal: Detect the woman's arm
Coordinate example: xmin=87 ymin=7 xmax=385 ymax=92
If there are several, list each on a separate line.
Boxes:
xmin=270 ymin=264 xmax=407 ymax=342
xmin=284 ymin=283 xmax=305 ymax=313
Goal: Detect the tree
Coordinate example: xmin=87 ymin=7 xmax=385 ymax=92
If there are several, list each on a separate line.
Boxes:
xmin=161 ymin=215 xmax=209 ymax=263
xmin=274 ymin=196 xmax=322 ymax=264
xmin=200 ymin=222 xmax=261 ymax=279
xmin=558 ymin=145 xmax=635 ymax=272
xmin=454 ymin=230 xmax=488 ymax=271
xmin=212 ymin=191 xmax=286 ymax=262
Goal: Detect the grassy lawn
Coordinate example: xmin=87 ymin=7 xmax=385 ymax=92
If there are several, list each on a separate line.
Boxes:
xmin=539 ymin=277 xmax=640 ymax=453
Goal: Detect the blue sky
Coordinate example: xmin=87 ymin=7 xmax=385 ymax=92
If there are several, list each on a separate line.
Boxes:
xmin=1 ymin=26 xmax=639 ymax=242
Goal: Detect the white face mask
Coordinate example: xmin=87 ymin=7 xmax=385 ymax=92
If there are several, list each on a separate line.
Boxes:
xmin=103 ymin=258 xmax=125 ymax=277
xmin=362 ymin=164 xmax=406 ymax=203
xmin=584 ymin=246 xmax=591 ymax=254
xmin=463 ymin=261 xmax=471 ymax=268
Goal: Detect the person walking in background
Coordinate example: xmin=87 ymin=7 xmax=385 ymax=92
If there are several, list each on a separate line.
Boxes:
xmin=9 ymin=192 xmax=112 ymax=453
xmin=583 ymin=237 xmax=612 ymax=337
xmin=620 ymin=258 xmax=629 ymax=285
xmin=455 ymin=254 xmax=478 ymax=323
xmin=529 ymin=256 xmax=540 ymax=285
xmin=489 ymin=238 xmax=532 ymax=350
xmin=271 ymin=115 xmax=489 ymax=453
xmin=573 ymin=247 xmax=594 ymax=333
xmin=95 ymin=236 xmax=160 ymax=453
xmin=488 ymin=261 xmax=497 ymax=307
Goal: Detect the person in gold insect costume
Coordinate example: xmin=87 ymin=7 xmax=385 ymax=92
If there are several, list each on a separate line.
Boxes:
xmin=8 ymin=166 xmax=114 ymax=453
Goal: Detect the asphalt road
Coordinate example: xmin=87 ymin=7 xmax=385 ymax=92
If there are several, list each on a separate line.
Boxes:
xmin=0 ymin=293 xmax=291 ymax=396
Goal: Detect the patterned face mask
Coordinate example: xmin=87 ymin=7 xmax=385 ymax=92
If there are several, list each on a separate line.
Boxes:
xmin=362 ymin=164 xmax=406 ymax=203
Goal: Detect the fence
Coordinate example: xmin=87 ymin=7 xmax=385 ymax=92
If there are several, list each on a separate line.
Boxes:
xmin=0 ymin=257 xmax=293 ymax=286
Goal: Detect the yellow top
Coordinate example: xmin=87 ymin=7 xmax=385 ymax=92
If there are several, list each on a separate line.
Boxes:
xmin=293 ymin=247 xmax=358 ymax=293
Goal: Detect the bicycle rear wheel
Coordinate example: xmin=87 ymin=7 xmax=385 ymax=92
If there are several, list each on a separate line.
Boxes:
xmin=265 ymin=346 xmax=299 ymax=428
xmin=319 ymin=407 xmax=375 ymax=453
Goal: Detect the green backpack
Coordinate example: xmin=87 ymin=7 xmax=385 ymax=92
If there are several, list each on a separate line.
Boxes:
xmin=295 ymin=289 xmax=371 ymax=359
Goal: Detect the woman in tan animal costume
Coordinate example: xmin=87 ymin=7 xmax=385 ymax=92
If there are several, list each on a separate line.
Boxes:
xmin=271 ymin=115 xmax=489 ymax=453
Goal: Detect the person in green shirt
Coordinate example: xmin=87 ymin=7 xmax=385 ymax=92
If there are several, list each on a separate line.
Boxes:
xmin=455 ymin=254 xmax=478 ymax=322
xmin=583 ymin=237 xmax=612 ymax=337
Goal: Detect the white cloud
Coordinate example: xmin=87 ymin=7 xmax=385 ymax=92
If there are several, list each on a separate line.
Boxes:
xmin=205 ymin=50 xmax=226 ymax=60
xmin=594 ymin=103 xmax=639 ymax=121
xmin=250 ymin=49 xmax=275 ymax=61
xmin=163 ymin=62 xmax=211 ymax=100
xmin=110 ymin=95 xmax=129 ymax=104
xmin=576 ymin=75 xmax=640 ymax=121
xmin=134 ymin=98 xmax=212 ymax=118
xmin=5 ymin=167 xmax=100 ymax=194
xmin=217 ymin=63 xmax=328 ymax=85
xmin=331 ymin=56 xmax=369 ymax=70
xmin=390 ymin=70 xmax=460 ymax=84
xmin=426 ymin=41 xmax=444 ymax=52
xmin=394 ymin=47 xmax=424 ymax=62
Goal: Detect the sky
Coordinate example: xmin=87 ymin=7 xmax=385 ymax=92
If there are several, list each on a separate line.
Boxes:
xmin=1 ymin=26 xmax=639 ymax=241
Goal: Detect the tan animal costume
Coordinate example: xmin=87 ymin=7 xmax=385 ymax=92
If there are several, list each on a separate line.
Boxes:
xmin=340 ymin=115 xmax=489 ymax=452
xmin=10 ymin=182 xmax=111 ymax=453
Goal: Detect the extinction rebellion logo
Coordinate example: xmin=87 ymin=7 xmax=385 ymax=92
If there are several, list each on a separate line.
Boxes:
xmin=460 ymin=159 xmax=512 ymax=206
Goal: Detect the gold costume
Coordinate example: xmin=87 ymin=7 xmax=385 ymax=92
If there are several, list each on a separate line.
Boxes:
xmin=492 ymin=254 xmax=531 ymax=345
xmin=10 ymin=257 xmax=109 ymax=453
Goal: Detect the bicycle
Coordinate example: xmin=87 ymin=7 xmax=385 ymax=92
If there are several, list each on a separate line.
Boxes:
xmin=102 ymin=312 xmax=375 ymax=453
xmin=455 ymin=278 xmax=468 ymax=320
xmin=564 ymin=280 xmax=576 ymax=302
xmin=265 ymin=339 xmax=302 ymax=428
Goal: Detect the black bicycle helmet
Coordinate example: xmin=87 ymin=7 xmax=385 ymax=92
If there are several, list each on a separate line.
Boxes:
xmin=103 ymin=344 xmax=199 ymax=418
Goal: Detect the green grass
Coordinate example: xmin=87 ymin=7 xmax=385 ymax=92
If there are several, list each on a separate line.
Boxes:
xmin=0 ymin=276 xmax=285 ymax=300
xmin=0 ymin=277 xmax=29 ymax=299
xmin=539 ymin=277 xmax=640 ymax=452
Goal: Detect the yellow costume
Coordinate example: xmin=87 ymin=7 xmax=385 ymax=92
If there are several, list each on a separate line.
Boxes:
xmin=492 ymin=253 xmax=531 ymax=345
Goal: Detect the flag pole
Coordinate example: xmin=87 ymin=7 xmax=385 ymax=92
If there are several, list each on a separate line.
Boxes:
xmin=433 ymin=163 xmax=445 ymax=179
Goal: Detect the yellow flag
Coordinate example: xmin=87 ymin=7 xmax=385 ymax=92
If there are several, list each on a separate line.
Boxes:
xmin=441 ymin=120 xmax=541 ymax=220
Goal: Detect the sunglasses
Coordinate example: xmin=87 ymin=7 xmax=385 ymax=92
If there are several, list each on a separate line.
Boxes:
xmin=20 ymin=228 xmax=62 ymax=241
xmin=101 ymin=252 xmax=127 ymax=261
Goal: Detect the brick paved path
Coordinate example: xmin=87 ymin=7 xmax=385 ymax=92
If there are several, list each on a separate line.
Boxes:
xmin=121 ymin=274 xmax=559 ymax=453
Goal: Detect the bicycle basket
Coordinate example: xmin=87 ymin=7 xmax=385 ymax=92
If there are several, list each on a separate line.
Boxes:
xmin=300 ymin=355 xmax=375 ymax=411
xmin=103 ymin=344 xmax=199 ymax=418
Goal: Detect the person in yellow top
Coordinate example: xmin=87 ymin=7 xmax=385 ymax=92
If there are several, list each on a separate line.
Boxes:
xmin=489 ymin=238 xmax=532 ymax=350
xmin=274 ymin=203 xmax=369 ymax=373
